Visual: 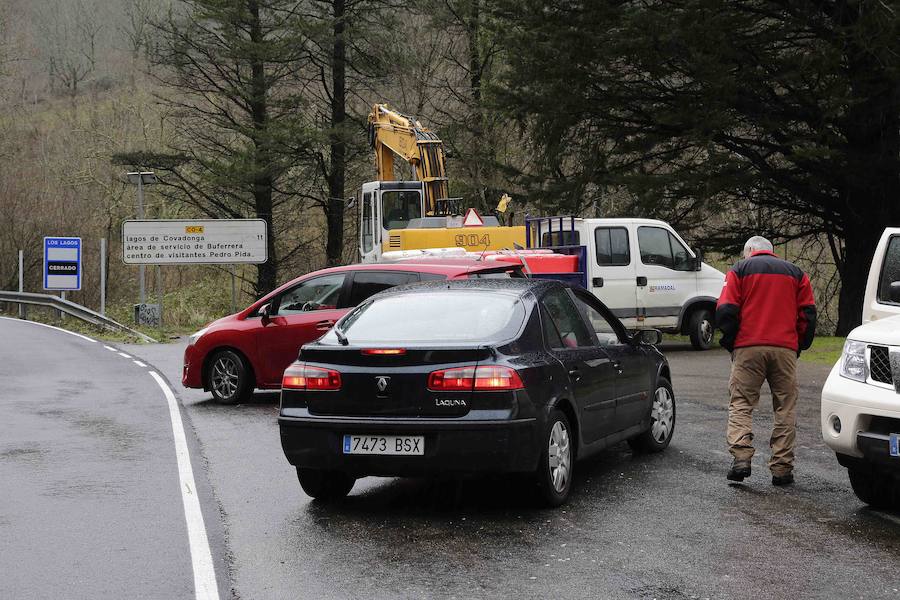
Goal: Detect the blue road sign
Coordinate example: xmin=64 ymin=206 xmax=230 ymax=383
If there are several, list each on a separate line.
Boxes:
xmin=43 ymin=237 xmax=82 ymax=291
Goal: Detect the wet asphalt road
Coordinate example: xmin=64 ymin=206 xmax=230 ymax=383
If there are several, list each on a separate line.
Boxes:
xmin=3 ymin=316 xmax=900 ymax=599
xmin=0 ymin=318 xmax=227 ymax=599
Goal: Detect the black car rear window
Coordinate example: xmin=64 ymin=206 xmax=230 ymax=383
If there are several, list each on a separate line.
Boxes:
xmin=329 ymin=291 xmax=526 ymax=345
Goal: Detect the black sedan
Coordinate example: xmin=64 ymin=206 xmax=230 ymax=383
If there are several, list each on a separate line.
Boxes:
xmin=278 ymin=279 xmax=675 ymax=506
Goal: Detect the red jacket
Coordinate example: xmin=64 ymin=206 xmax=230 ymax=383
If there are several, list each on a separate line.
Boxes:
xmin=715 ymin=250 xmax=817 ymax=352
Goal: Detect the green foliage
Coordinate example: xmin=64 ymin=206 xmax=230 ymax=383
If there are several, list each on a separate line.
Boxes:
xmin=491 ymin=0 xmax=900 ymax=333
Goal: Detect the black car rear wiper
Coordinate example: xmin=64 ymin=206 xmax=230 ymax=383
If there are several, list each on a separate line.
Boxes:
xmin=333 ymin=323 xmax=349 ymax=346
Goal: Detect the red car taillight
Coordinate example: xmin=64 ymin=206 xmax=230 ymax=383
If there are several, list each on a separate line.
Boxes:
xmin=282 ymin=364 xmax=342 ymax=391
xmin=427 ymin=365 xmax=524 ymax=391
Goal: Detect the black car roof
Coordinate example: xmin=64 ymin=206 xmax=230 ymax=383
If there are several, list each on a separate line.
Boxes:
xmin=375 ymin=277 xmax=565 ymax=298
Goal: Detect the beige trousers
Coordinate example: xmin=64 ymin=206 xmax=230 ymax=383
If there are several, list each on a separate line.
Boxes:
xmin=727 ymin=346 xmax=798 ymax=476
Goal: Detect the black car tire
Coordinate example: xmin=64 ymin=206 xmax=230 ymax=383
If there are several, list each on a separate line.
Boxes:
xmin=297 ymin=468 xmax=355 ymax=501
xmin=207 ymin=349 xmax=253 ymax=404
xmin=534 ymin=409 xmax=574 ymax=507
xmin=848 ymin=468 xmax=897 ymax=509
xmin=688 ymin=309 xmax=714 ymax=350
xmin=628 ymin=376 xmax=676 ymax=453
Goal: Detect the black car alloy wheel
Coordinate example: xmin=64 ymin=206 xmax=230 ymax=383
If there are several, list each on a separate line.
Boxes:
xmin=628 ymin=376 xmax=676 ymax=453
xmin=536 ymin=409 xmax=574 ymax=507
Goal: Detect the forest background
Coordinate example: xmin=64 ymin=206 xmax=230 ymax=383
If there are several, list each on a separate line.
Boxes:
xmin=0 ymin=0 xmax=897 ymax=336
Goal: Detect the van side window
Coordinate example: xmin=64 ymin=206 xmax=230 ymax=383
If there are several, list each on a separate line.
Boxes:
xmin=595 ymin=227 xmax=630 ymax=266
xmin=877 ymin=236 xmax=900 ymax=304
xmin=638 ymin=226 xmax=693 ymax=271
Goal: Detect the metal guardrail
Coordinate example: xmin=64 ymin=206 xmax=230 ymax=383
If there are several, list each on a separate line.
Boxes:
xmin=0 ymin=290 xmax=156 ymax=343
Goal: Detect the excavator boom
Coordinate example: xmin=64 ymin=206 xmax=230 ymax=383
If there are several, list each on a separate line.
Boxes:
xmin=368 ymin=104 xmax=449 ymax=214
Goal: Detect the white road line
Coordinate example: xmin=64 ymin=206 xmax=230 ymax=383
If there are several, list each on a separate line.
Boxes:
xmin=104 ymin=345 xmax=118 ymax=352
xmin=133 ymin=360 xmax=147 ymax=368
xmin=149 ymin=371 xmax=220 ymax=600
xmin=118 ymin=352 xmax=132 ymax=359
xmin=0 ymin=316 xmax=97 ymax=343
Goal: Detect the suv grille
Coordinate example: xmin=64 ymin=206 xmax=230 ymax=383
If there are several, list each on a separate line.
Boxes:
xmin=869 ymin=345 xmax=892 ymax=384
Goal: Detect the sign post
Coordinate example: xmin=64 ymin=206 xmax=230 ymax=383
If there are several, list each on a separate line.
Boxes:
xmin=17 ymin=249 xmax=24 ymax=319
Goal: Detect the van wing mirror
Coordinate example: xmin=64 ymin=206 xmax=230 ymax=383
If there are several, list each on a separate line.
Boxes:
xmin=890 ymin=282 xmax=900 ymax=304
xmin=693 ymin=249 xmax=704 ymax=271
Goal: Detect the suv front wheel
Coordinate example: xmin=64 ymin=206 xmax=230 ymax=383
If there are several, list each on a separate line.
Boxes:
xmin=848 ymin=467 xmax=899 ymax=509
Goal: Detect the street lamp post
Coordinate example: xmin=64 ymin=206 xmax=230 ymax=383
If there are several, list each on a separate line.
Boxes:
xmin=126 ymin=171 xmax=157 ymax=307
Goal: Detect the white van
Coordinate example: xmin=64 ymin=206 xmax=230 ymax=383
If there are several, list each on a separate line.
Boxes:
xmin=821 ymin=228 xmax=900 ymax=508
xmin=528 ymin=217 xmax=726 ymax=349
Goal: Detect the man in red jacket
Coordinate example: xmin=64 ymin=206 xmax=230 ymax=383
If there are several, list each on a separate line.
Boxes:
xmin=716 ymin=236 xmax=817 ymax=486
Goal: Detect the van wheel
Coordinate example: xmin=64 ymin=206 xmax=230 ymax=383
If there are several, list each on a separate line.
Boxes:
xmin=534 ymin=409 xmax=574 ymax=507
xmin=848 ymin=468 xmax=898 ymax=509
xmin=207 ymin=350 xmax=253 ymax=404
xmin=688 ymin=309 xmax=714 ymax=350
xmin=628 ymin=377 xmax=676 ymax=453
xmin=297 ymin=468 xmax=355 ymax=501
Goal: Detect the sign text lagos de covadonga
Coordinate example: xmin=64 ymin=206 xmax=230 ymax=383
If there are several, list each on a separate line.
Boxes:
xmin=122 ymin=219 xmax=267 ymax=265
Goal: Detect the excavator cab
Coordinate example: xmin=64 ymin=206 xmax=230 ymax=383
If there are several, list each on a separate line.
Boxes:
xmin=359 ymin=181 xmax=425 ymax=263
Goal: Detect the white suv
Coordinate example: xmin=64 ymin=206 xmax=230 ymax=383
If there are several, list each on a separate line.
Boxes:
xmin=821 ymin=228 xmax=900 ymax=508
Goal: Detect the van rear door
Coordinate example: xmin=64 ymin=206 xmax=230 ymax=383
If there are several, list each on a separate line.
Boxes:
xmin=589 ymin=225 xmax=639 ymax=329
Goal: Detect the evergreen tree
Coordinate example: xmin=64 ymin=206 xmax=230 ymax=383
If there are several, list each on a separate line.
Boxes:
xmin=494 ymin=0 xmax=900 ymax=334
xmin=150 ymin=0 xmax=311 ymax=294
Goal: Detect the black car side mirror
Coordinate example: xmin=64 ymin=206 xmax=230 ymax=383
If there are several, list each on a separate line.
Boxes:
xmin=890 ymin=282 xmax=900 ymax=303
xmin=259 ymin=303 xmax=272 ymax=323
xmin=693 ymin=249 xmax=704 ymax=271
xmin=634 ymin=329 xmax=663 ymax=346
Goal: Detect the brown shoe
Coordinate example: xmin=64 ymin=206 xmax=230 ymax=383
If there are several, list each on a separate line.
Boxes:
xmin=727 ymin=459 xmax=751 ymax=481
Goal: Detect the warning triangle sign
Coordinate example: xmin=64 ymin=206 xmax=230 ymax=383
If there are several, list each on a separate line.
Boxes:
xmin=462 ymin=208 xmax=484 ymax=227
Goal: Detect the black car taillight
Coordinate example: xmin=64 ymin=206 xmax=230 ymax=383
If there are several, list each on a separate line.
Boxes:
xmin=282 ymin=363 xmax=341 ymax=391
xmin=427 ymin=365 xmax=524 ymax=391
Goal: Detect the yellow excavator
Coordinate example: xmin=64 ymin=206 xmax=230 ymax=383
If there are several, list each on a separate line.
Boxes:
xmin=358 ymin=104 xmax=524 ymax=262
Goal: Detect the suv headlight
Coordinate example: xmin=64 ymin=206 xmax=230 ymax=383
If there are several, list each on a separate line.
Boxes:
xmin=839 ymin=340 xmax=868 ymax=382
xmin=188 ymin=327 xmax=209 ymax=346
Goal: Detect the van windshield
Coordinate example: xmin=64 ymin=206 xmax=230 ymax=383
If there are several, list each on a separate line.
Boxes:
xmin=328 ymin=291 xmax=526 ymax=345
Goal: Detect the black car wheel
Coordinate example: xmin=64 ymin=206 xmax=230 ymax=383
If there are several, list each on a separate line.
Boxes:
xmin=689 ymin=309 xmax=714 ymax=350
xmin=628 ymin=376 xmax=676 ymax=453
xmin=297 ymin=468 xmax=355 ymax=501
xmin=534 ymin=409 xmax=574 ymax=507
xmin=207 ymin=349 xmax=253 ymax=404
xmin=848 ymin=468 xmax=898 ymax=509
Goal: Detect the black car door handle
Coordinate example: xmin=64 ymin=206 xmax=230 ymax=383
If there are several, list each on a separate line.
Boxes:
xmin=568 ymin=368 xmax=581 ymax=382
xmin=612 ymin=361 xmax=623 ymax=374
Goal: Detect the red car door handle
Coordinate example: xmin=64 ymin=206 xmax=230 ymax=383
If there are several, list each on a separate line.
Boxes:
xmin=315 ymin=320 xmax=335 ymax=331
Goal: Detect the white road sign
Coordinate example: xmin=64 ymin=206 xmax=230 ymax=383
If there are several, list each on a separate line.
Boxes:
xmin=122 ymin=219 xmax=267 ymax=265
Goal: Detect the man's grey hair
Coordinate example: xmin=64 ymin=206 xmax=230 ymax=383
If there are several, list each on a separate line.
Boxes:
xmin=744 ymin=235 xmax=773 ymax=257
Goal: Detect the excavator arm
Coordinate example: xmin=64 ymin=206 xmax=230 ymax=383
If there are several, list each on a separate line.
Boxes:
xmin=367 ymin=104 xmax=449 ymax=214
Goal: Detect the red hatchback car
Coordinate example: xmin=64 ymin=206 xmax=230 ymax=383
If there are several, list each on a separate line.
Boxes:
xmin=182 ymin=260 xmax=519 ymax=402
